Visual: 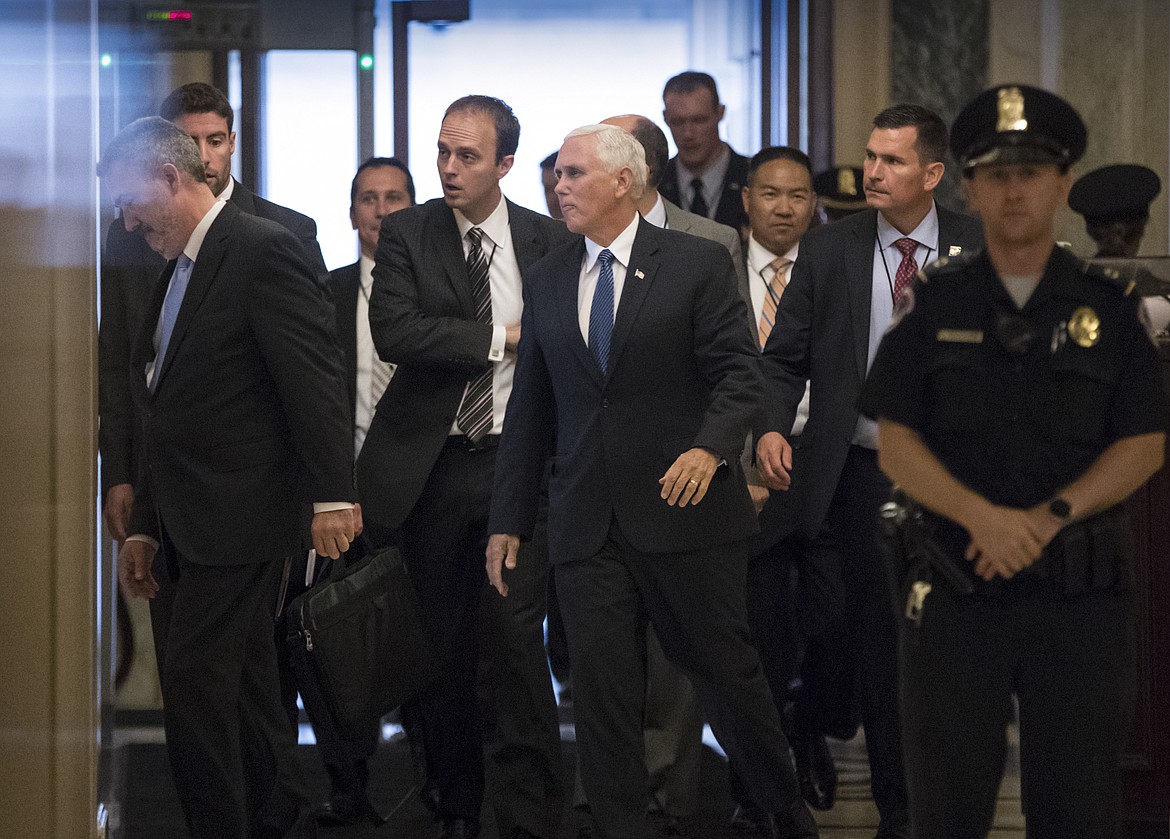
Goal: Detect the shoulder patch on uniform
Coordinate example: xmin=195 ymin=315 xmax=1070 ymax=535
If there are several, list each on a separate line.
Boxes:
xmin=1080 ymin=261 xmax=1135 ymax=296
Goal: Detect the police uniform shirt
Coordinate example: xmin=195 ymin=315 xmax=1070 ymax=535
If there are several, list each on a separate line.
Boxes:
xmin=859 ymin=245 xmax=1164 ymax=515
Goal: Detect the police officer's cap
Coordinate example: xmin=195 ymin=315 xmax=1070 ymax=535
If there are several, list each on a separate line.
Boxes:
xmin=812 ymin=166 xmax=867 ymax=211
xmin=950 ymin=84 xmax=1086 ymax=173
xmin=1068 ymin=164 xmax=1161 ymax=223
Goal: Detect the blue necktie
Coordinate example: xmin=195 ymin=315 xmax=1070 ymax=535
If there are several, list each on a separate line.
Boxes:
xmin=150 ymin=254 xmax=193 ymax=392
xmin=588 ymin=249 xmax=615 ymax=374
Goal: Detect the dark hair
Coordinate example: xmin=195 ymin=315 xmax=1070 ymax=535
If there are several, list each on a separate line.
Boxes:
xmin=97 ymin=115 xmax=207 ymax=183
xmin=872 ymin=104 xmax=949 ymax=163
xmin=160 ymin=82 xmax=234 ymax=131
xmin=747 ymin=146 xmax=813 ymax=186
xmin=350 ymin=156 xmax=415 ymax=207
xmin=662 ymin=71 xmax=720 ymax=109
xmin=540 ymin=151 xmax=558 ymax=171
xmin=443 ymin=95 xmax=520 ymax=163
xmin=624 ymin=117 xmax=670 ymax=189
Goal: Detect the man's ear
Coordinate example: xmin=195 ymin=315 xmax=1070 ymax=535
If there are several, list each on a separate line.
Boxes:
xmin=496 ymin=154 xmax=515 ymax=181
xmin=923 ymin=160 xmax=945 ymax=192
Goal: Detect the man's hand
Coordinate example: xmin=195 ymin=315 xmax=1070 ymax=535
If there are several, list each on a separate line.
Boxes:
xmin=505 ymin=324 xmax=522 ymax=354
xmin=353 ymin=502 xmax=364 ymax=537
xmin=962 ymin=501 xmax=1057 ymax=581
xmin=486 ymin=533 xmax=521 ymax=597
xmin=659 ymin=447 xmax=719 ymax=507
xmin=118 ymin=539 xmax=159 ymax=600
xmin=755 ymin=432 xmax=793 ymax=491
xmin=748 ymin=483 xmax=770 ymax=514
xmin=312 ymin=507 xmax=356 ymax=559
xmin=103 ymin=483 xmax=135 ymax=545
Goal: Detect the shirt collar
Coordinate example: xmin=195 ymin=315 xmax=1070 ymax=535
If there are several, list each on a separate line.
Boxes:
xmin=584 ymin=213 xmax=640 ymax=271
xmin=677 ymin=143 xmax=731 ymax=183
xmin=876 ymin=200 xmax=939 ymax=253
xmin=454 ymin=194 xmax=510 ymax=249
xmin=219 ymin=177 xmax=235 ymax=202
xmin=644 ymin=193 xmax=668 ymax=229
xmin=359 ymin=253 xmax=375 ymax=293
xmin=182 ymin=199 xmax=228 ymax=263
xmin=747 ymin=233 xmax=799 ymax=276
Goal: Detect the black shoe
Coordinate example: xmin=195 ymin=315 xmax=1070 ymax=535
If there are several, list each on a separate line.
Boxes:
xmin=793 ymin=733 xmax=837 ymax=811
xmin=769 ymin=801 xmax=819 ymax=839
xmin=730 ymin=803 xmax=771 ymax=833
xmin=440 ymin=818 xmax=481 ymax=839
xmin=314 ymin=799 xmax=365 ymax=827
xmin=510 ymin=829 xmax=544 ymax=839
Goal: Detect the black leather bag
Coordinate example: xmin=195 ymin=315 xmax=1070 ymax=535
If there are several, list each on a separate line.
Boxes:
xmin=285 ymin=546 xmax=436 ymax=744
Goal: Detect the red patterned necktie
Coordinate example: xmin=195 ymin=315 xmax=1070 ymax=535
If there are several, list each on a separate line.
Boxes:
xmin=892 ymin=237 xmax=919 ymax=306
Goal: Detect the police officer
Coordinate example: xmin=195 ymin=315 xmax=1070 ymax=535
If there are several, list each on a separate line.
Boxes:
xmin=811 ymin=165 xmax=867 ymax=222
xmin=1068 ymin=163 xmax=1162 ymax=257
xmin=860 ymin=85 xmax=1167 ymax=838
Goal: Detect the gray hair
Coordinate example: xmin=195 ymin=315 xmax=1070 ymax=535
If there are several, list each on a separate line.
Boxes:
xmin=565 ymin=124 xmax=647 ymax=200
xmin=97 ymin=116 xmax=206 ymax=183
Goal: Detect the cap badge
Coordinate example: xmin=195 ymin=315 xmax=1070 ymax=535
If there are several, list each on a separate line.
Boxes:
xmin=997 ymin=86 xmax=1028 ymax=132
xmin=1068 ymin=306 xmax=1101 ymax=348
xmin=838 ymin=168 xmax=858 ymax=196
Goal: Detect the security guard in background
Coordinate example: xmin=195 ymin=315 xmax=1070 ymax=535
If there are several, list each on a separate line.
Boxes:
xmin=859 ymin=85 xmax=1167 ymax=838
xmin=811 ymin=165 xmax=867 ymax=222
xmin=1068 ymin=163 xmax=1162 ymax=257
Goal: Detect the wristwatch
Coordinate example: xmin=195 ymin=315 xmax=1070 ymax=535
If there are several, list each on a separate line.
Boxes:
xmin=1048 ymin=496 xmax=1072 ymax=520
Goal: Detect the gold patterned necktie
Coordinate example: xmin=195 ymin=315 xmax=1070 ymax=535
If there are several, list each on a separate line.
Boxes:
xmin=757 ymin=256 xmax=792 ymax=349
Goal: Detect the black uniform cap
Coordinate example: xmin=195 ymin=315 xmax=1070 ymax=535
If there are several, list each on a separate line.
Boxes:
xmin=950 ymin=84 xmax=1086 ymax=173
xmin=812 ymin=166 xmax=867 ymax=210
xmin=1068 ymin=164 xmax=1161 ymax=223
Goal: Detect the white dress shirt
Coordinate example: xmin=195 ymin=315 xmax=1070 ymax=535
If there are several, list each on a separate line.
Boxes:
xmin=452 ymin=196 xmax=522 ymax=436
xmin=577 ymin=213 xmax=640 ymax=343
xmin=854 ymin=202 xmax=940 ymax=448
xmin=644 ymin=193 xmax=669 ymax=229
xmin=354 ymin=254 xmax=394 ymax=456
xmin=748 ymin=234 xmax=809 ymax=436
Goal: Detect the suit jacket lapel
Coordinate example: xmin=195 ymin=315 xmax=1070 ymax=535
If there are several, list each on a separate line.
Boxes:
xmin=153 ymin=207 xmax=231 ymax=391
xmin=132 ymin=259 xmax=176 ymax=401
xmin=606 ymin=219 xmax=659 ymax=383
xmin=554 ymin=239 xmax=602 ymax=388
xmin=508 ymin=200 xmax=542 ymax=274
xmin=848 ymin=211 xmax=878 ymax=383
xmin=434 ymin=203 xmax=476 ymax=319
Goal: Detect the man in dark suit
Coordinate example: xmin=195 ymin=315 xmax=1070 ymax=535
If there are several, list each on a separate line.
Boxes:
xmin=301 ymin=156 xmax=414 ymax=826
xmin=755 ymin=105 xmax=983 ymax=839
xmin=487 ymin=123 xmax=818 ymax=839
xmin=659 ymin=71 xmax=751 ymax=234
xmin=102 ymin=117 xmax=355 ymax=839
xmin=357 ymin=95 xmax=572 ymax=839
xmin=731 ymin=146 xmax=834 ymax=827
xmin=99 ymin=82 xmax=329 ymax=668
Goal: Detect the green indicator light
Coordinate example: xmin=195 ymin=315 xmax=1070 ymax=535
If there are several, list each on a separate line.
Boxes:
xmin=360 ymin=54 xmax=374 ymax=70
xmin=100 ymin=54 xmax=113 ymax=67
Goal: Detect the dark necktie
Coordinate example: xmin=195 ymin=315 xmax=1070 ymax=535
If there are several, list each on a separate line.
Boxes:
xmin=456 ymin=227 xmax=494 ymax=442
xmin=689 ymin=177 xmax=709 ymax=217
xmin=588 ymin=249 xmax=615 ymax=373
xmin=150 ymin=254 xmax=193 ymax=392
xmin=893 ymin=237 xmax=919 ymax=306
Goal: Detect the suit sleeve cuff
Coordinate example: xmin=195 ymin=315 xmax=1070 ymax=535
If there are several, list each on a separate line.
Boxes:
xmin=313 ymin=502 xmax=355 ymax=514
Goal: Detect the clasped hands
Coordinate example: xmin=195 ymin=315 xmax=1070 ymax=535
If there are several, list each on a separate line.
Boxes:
xmin=487 ymin=447 xmax=720 ymax=597
xmin=961 ymin=499 xmax=1064 ymax=581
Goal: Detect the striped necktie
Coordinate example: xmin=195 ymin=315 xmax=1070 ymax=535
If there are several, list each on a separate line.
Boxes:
xmin=455 ymin=227 xmax=494 ymax=442
xmin=588 ymin=249 xmax=615 ymax=373
xmin=757 ymin=256 xmax=791 ymax=349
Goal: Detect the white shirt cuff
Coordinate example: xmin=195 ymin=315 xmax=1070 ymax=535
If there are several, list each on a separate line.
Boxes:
xmin=313 ymin=502 xmax=355 ymax=514
xmin=125 ymin=534 xmax=160 ymax=551
xmin=489 ymin=325 xmax=506 ymax=362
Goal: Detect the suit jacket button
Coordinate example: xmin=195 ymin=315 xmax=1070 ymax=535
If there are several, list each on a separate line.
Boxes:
xmin=601 ymin=398 xmax=609 ymax=409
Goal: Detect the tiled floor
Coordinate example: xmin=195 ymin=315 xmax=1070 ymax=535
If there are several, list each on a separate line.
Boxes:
xmin=113 ymin=716 xmax=1030 ymax=838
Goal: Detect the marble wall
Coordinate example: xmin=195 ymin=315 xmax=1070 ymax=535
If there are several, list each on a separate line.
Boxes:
xmin=832 ymin=0 xmax=1170 ymax=255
